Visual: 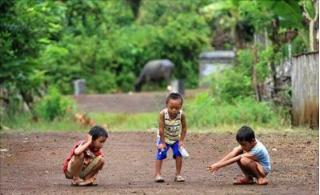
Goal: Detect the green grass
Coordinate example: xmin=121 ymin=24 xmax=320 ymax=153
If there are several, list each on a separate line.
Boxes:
xmin=1 ymin=111 xmax=316 ymax=138
xmin=0 ymin=91 xmax=315 ymax=135
xmin=90 ymin=112 xmax=158 ymax=132
xmin=0 ymin=112 xmax=159 ymax=133
xmin=185 ymin=93 xmax=290 ymax=129
xmin=1 ymin=113 xmax=87 ymax=133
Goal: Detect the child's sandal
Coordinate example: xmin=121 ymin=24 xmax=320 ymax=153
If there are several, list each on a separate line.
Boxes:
xmin=174 ymin=175 xmax=185 ymax=182
xmin=155 ymin=175 xmax=165 ymax=183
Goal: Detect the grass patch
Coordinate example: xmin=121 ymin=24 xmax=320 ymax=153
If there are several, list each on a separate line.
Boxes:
xmin=0 ymin=112 xmax=159 ymax=133
xmin=185 ymin=92 xmax=290 ymax=129
xmin=1 ymin=111 xmax=316 ymax=138
xmin=1 ymin=113 xmax=87 ymax=133
xmin=187 ymin=125 xmax=318 ymax=137
xmin=90 ymin=112 xmax=158 ymax=132
xmin=0 ymin=91 xmax=315 ymax=136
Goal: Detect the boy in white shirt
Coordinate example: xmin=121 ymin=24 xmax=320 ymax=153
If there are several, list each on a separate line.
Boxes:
xmin=208 ymin=125 xmax=271 ymax=185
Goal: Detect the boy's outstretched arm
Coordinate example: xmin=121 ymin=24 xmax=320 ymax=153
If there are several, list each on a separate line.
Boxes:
xmin=74 ymin=134 xmax=92 ymax=155
xmin=179 ymin=114 xmax=187 ymax=147
xmin=208 ymin=154 xmax=242 ymax=173
xmin=217 ymin=146 xmax=242 ymax=164
xmin=207 ymin=146 xmax=243 ymax=173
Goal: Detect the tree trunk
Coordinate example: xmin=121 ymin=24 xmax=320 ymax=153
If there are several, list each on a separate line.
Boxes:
xmin=304 ymin=0 xmax=318 ymax=52
xmin=269 ymin=46 xmax=280 ymax=99
xmin=268 ymin=17 xmax=281 ymax=99
xmin=126 ymin=0 xmax=141 ymax=20
xmin=309 ymin=20 xmax=315 ymax=51
xmin=252 ymin=45 xmax=260 ymax=101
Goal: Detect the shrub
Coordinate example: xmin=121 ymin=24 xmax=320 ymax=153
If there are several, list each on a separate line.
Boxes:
xmin=35 ymin=86 xmax=76 ymax=121
xmin=211 ymin=69 xmax=252 ymax=103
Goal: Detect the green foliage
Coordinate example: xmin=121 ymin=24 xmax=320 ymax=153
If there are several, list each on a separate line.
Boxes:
xmin=1 ymin=0 xmax=310 ymax=129
xmin=160 ymin=13 xmax=210 ymax=87
xmin=87 ymin=71 xmax=118 ymax=93
xmin=302 ymin=0 xmax=316 ymax=19
xmin=288 ymin=33 xmax=309 ymax=55
xmin=0 ymin=1 xmax=65 ymax=114
xmin=211 ymin=69 xmax=252 ymax=102
xmin=236 ymin=0 xmax=304 ymax=31
xmin=1 ymin=0 xmax=212 ymax=112
xmin=37 ymin=0 xmax=210 ymax=93
xmin=1 ymin=112 xmax=86 ymax=133
xmin=91 ymin=112 xmax=157 ymax=131
xmin=35 ymin=86 xmax=76 ymax=121
xmin=210 ymin=49 xmax=254 ymax=102
xmin=209 ymin=47 xmax=274 ymax=102
xmin=256 ymin=47 xmax=273 ymax=82
xmin=237 ymin=49 xmax=253 ymax=76
xmin=186 ymin=92 xmax=284 ymax=128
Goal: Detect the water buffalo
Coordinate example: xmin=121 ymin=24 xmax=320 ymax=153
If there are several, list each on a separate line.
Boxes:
xmin=135 ymin=59 xmax=175 ymax=92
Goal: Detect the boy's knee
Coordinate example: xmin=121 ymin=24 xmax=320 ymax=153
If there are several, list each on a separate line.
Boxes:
xmin=98 ymin=157 xmax=105 ymax=165
xmin=239 ymin=156 xmax=252 ymax=166
xmin=74 ymin=152 xmax=85 ymax=160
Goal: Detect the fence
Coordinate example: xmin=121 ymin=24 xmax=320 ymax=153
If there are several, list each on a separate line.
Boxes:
xmin=291 ymin=52 xmax=319 ymax=129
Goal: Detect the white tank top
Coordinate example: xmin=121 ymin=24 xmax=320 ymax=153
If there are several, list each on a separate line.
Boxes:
xmin=160 ymin=108 xmax=182 ymax=144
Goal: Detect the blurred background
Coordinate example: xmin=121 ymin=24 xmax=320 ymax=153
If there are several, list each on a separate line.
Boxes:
xmin=0 ymin=0 xmax=318 ymax=132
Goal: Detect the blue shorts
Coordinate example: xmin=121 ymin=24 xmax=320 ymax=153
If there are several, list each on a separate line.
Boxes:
xmin=155 ymin=139 xmax=182 ymax=160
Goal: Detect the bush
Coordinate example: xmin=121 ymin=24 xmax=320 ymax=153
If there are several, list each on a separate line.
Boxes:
xmin=211 ymin=69 xmax=252 ymax=102
xmin=35 ymin=86 xmax=75 ymax=121
xmin=87 ymin=71 xmax=118 ymax=93
xmin=210 ymin=49 xmax=256 ymax=102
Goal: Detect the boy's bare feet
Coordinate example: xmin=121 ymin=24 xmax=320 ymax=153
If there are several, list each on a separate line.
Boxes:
xmin=71 ymin=177 xmax=84 ymax=186
xmin=78 ymin=179 xmax=94 ymax=186
xmin=257 ymin=177 xmax=268 ymax=185
xmin=233 ymin=176 xmax=255 ymax=185
xmin=71 ymin=176 xmax=98 ymax=186
xmin=78 ymin=177 xmax=98 ymax=186
xmin=90 ymin=176 xmax=98 ymax=186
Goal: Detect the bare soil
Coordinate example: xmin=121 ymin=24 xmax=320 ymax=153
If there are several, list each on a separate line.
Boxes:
xmin=72 ymin=89 xmax=207 ymax=113
xmin=0 ymin=131 xmax=318 ymax=195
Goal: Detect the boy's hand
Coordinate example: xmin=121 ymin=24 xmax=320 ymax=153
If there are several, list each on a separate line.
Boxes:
xmin=179 ymin=140 xmax=184 ymax=148
xmin=207 ymin=163 xmax=219 ymax=174
xmin=86 ymin=134 xmax=93 ymax=144
xmin=158 ymin=143 xmax=166 ymax=150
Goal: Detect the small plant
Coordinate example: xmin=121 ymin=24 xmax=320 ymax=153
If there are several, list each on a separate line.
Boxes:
xmin=211 ymin=69 xmax=252 ymax=103
xmin=35 ymin=86 xmax=76 ymax=121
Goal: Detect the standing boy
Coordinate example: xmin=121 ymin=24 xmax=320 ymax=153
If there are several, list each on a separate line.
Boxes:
xmin=155 ymin=92 xmax=187 ymax=183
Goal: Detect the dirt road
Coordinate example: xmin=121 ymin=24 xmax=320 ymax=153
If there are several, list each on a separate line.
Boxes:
xmin=0 ymin=132 xmax=318 ymax=194
xmin=72 ymin=89 xmax=206 ymax=113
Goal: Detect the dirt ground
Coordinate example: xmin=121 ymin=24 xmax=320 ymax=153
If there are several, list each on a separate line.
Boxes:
xmin=0 ymin=131 xmax=318 ymax=195
xmin=72 ymin=89 xmax=207 ymax=113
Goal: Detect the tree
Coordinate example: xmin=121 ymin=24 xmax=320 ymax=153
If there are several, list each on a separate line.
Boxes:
xmin=0 ymin=1 xmax=65 ymax=115
xmin=126 ymin=0 xmax=142 ymax=19
xmin=201 ymin=0 xmax=305 ymax=100
xmin=301 ymin=0 xmax=319 ymax=51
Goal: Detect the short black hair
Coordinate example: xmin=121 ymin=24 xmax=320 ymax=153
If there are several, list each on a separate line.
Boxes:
xmin=236 ymin=125 xmax=255 ymax=142
xmin=89 ymin=125 xmax=108 ymax=140
xmin=166 ymin=92 xmax=183 ymax=105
